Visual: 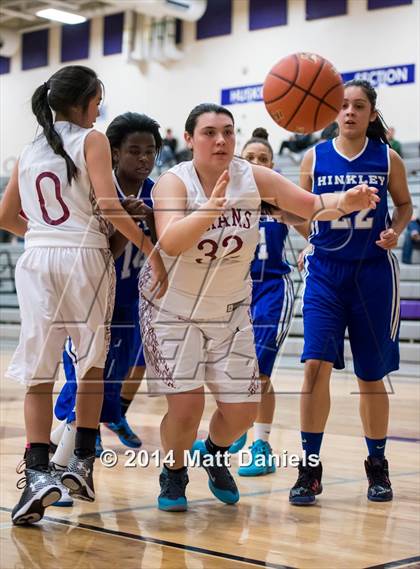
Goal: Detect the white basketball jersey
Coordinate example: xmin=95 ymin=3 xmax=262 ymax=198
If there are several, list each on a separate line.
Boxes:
xmin=19 ymin=121 xmax=111 ymax=249
xmin=151 ymin=157 xmax=260 ymax=319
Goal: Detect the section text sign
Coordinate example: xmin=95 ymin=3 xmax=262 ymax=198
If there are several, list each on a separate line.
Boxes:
xmin=221 ymin=64 xmax=415 ymax=105
xmin=341 ymin=64 xmax=415 ymax=88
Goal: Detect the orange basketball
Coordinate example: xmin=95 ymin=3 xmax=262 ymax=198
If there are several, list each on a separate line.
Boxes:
xmin=263 ymin=52 xmax=344 ymax=134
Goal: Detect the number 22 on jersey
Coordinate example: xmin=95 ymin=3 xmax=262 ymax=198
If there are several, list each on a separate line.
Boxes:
xmin=331 ymin=208 xmax=373 ymax=230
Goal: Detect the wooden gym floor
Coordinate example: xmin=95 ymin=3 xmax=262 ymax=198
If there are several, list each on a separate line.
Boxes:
xmin=0 ymin=350 xmax=419 ymax=569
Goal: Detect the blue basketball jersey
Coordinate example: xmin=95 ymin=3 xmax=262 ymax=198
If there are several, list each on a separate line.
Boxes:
xmin=114 ymin=175 xmax=154 ymax=306
xmin=309 ymin=138 xmax=390 ymax=261
xmin=55 ymin=177 xmax=153 ymax=424
xmin=250 ymin=215 xmax=290 ymax=281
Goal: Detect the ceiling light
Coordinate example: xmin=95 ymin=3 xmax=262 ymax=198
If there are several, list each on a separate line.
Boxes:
xmin=36 ymin=8 xmax=86 ymax=25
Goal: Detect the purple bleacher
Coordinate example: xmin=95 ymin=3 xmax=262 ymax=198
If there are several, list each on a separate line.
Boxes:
xmin=400 ymin=300 xmax=420 ymax=319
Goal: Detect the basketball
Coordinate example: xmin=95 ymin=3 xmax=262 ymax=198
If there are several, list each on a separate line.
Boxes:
xmin=263 ymin=52 xmax=344 ymax=134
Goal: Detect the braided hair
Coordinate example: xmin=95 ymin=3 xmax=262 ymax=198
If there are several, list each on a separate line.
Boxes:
xmin=31 ymin=65 xmax=102 ymax=183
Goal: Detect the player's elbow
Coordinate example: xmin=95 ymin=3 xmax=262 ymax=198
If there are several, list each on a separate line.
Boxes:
xmin=99 ymin=205 xmax=120 ymax=219
xmin=159 ymin=238 xmax=182 ymax=257
xmin=159 ymin=244 xmax=177 ymax=256
xmin=404 ymin=202 xmax=414 ymax=217
xmin=0 ymin=206 xmax=12 ymax=231
xmin=97 ymin=195 xmax=123 ymax=217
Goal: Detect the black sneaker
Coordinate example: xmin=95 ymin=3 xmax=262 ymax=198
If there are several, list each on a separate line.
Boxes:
xmin=193 ymin=440 xmax=239 ymax=504
xmin=289 ymin=460 xmax=323 ymax=505
xmin=158 ymin=468 xmax=189 ymax=511
xmin=365 ymin=456 xmax=393 ymax=502
xmin=49 ymin=463 xmax=74 ymax=507
xmin=12 ymin=466 xmax=62 ymax=525
xmin=61 ymin=455 xmax=95 ymax=502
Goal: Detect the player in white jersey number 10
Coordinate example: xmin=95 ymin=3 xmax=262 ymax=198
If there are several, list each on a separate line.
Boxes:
xmin=0 ymin=65 xmax=167 ymax=526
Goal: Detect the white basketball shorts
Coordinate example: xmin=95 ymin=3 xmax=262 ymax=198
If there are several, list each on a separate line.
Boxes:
xmin=6 ymin=247 xmax=115 ymax=387
xmin=139 ymin=296 xmax=260 ymax=403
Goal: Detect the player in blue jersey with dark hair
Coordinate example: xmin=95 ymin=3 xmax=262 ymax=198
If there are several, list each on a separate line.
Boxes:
xmin=289 ymin=80 xmax=412 ymax=505
xmin=99 ymin=111 xmax=159 ymax=448
xmin=230 ymin=128 xmax=294 ymax=476
xmin=51 ymin=112 xmax=161 ymax=504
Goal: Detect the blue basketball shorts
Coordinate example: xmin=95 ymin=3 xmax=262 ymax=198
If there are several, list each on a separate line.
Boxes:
xmin=105 ymin=300 xmax=145 ymax=376
xmin=251 ymin=273 xmax=294 ymax=377
xmin=301 ymin=252 xmax=400 ymax=381
xmin=54 ymin=300 xmax=145 ymax=423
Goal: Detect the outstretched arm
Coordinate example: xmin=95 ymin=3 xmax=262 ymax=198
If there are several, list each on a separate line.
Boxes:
xmin=252 ymin=162 xmax=379 ymax=222
xmin=270 ymin=208 xmax=307 ymax=226
xmin=293 ymin=149 xmax=314 ymax=240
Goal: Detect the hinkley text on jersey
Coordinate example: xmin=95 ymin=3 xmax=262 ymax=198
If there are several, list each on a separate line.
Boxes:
xmin=316 ymin=174 xmax=386 ymax=187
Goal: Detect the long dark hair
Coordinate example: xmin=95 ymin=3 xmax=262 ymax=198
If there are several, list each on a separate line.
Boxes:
xmin=31 ymin=65 xmax=102 ymax=184
xmin=106 ymin=112 xmax=163 ymax=167
xmin=185 ymin=103 xmax=234 ymax=135
xmin=344 ymin=79 xmax=389 ymax=145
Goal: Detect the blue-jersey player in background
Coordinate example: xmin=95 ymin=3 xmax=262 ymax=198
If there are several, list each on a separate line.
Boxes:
xmin=230 ymin=128 xmax=295 ymax=476
xmin=50 ymin=113 xmax=162 ymax=505
xmin=289 ymin=80 xmax=412 ymax=505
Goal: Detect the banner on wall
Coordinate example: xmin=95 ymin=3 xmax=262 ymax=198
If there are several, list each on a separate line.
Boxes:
xmin=220 ymin=63 xmax=415 ymax=105
xmin=221 ymin=83 xmax=263 ymax=105
xmin=341 ymin=64 xmax=415 ymax=88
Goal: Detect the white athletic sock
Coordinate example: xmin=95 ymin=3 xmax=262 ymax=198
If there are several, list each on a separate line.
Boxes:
xmin=51 ymin=422 xmax=76 ymax=468
xmin=50 ymin=420 xmax=67 ymax=446
xmin=254 ymin=423 xmax=271 ymax=443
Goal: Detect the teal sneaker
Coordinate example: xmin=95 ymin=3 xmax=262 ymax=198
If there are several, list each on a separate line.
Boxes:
xmin=158 ymin=468 xmax=188 ymax=512
xmin=229 ymin=433 xmax=247 ymax=454
xmin=238 ymin=440 xmax=276 ymax=477
xmin=192 ymin=439 xmax=239 ymax=505
xmin=105 ymin=417 xmax=142 ymax=448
